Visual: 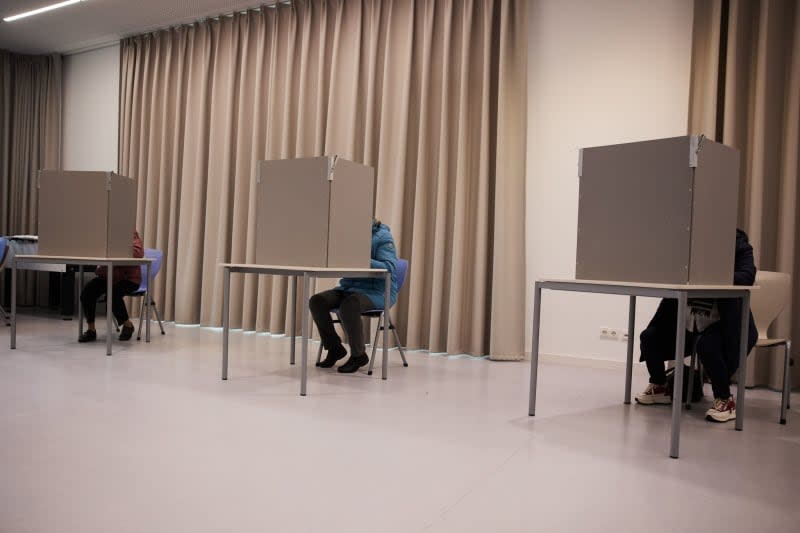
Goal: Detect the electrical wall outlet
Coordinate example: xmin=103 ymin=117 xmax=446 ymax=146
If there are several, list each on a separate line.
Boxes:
xmin=600 ymin=327 xmax=629 ymax=341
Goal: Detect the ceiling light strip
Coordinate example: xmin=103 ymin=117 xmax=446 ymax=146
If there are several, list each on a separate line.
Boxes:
xmin=3 ymin=0 xmax=84 ymax=23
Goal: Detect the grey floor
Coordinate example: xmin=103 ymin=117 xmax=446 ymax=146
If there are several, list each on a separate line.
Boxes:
xmin=1 ymin=313 xmax=799 ymax=533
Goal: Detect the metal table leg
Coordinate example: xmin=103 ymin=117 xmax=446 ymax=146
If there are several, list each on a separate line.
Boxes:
xmin=382 ymin=271 xmax=390 ymax=380
xmin=300 ymin=273 xmax=310 ymax=396
xmin=10 ymin=261 xmax=16 ymax=349
xmin=78 ymin=265 xmax=84 ymax=336
xmin=735 ymin=290 xmax=750 ymax=431
xmin=625 ymin=295 xmax=636 ymax=404
xmin=290 ymin=275 xmax=297 ymax=365
xmin=106 ymin=263 xmax=113 ymax=356
xmin=222 ymin=266 xmax=231 ymax=380
xmin=145 ymin=262 xmax=151 ymax=342
xmin=780 ymin=341 xmax=791 ymax=424
xmin=670 ymin=291 xmax=687 ymax=458
xmin=528 ymin=282 xmax=542 ymax=416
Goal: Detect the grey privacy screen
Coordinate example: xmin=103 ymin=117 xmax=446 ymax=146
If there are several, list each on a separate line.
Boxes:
xmin=576 ymin=136 xmax=740 ymax=284
xmin=38 ymin=170 xmax=137 ymax=258
xmin=255 ymin=157 xmax=375 ymax=268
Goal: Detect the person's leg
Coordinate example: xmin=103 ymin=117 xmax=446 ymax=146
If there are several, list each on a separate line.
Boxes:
xmin=636 ymin=299 xmax=677 ymax=404
xmin=637 ymin=325 xmax=675 ymax=404
xmin=337 ymin=292 xmax=375 ymax=373
xmin=309 ymin=289 xmax=348 ymax=367
xmin=112 ymin=280 xmax=139 ymax=340
xmin=697 ymin=323 xmax=736 ymax=422
xmin=79 ymin=277 xmax=105 ymax=341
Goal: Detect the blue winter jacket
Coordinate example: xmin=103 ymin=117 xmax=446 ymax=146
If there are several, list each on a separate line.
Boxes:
xmin=337 ymin=221 xmax=398 ymax=308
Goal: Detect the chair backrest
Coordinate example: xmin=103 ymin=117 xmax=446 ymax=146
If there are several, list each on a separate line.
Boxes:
xmin=0 ymin=237 xmax=8 ymax=270
xmin=395 ymin=258 xmax=409 ymax=294
xmin=750 ymin=270 xmax=792 ymax=340
xmin=138 ymin=248 xmax=164 ymax=292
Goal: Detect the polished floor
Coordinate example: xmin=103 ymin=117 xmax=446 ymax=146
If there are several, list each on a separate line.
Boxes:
xmin=1 ymin=313 xmax=799 ymax=533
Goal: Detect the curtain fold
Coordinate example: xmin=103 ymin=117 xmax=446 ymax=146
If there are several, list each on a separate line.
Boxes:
xmin=119 ymin=0 xmax=527 ymax=358
xmin=689 ymin=0 xmax=800 ymax=388
xmin=0 ymin=50 xmax=62 ymax=306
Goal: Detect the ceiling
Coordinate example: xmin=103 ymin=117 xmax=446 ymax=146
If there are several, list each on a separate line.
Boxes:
xmin=0 ymin=0 xmax=281 ymax=55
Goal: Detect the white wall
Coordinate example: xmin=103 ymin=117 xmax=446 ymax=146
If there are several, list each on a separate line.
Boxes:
xmin=63 ymin=43 xmax=120 ymax=171
xmin=526 ymin=0 xmax=695 ymax=362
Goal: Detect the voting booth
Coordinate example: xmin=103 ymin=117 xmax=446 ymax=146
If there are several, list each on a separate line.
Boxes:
xmin=576 ymin=136 xmax=740 ymax=285
xmin=37 ymin=170 xmax=138 ymax=258
xmin=255 ymin=156 xmax=375 ymax=268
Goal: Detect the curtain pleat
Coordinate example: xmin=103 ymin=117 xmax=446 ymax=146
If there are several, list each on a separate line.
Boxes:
xmin=689 ymin=0 xmax=800 ymax=388
xmin=119 ymin=0 xmax=527 ymax=358
xmin=0 ymin=51 xmax=62 ymax=306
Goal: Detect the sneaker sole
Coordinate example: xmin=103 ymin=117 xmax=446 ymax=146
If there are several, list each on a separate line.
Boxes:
xmin=705 ymin=409 xmax=736 ymax=423
xmin=635 ymin=396 xmax=672 ymax=405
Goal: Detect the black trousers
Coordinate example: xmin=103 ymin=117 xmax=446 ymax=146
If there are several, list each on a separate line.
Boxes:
xmin=309 ymin=289 xmax=374 ymax=357
xmin=640 ymin=299 xmax=755 ymax=399
xmin=80 ymin=277 xmax=139 ymax=325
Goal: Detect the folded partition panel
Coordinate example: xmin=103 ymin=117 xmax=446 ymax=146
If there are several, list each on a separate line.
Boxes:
xmin=255 ymin=157 xmax=375 ymax=268
xmin=576 ymin=136 xmax=740 ymax=285
xmin=37 ymin=170 xmax=138 ymax=258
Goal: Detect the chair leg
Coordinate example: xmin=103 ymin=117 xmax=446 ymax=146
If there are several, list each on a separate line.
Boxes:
xmin=390 ymin=323 xmax=408 ymax=367
xmin=0 ymin=304 xmax=9 ymax=326
xmin=686 ymin=344 xmax=698 ymax=410
xmin=153 ymin=301 xmax=165 ymax=334
xmin=136 ymin=298 xmax=145 ymax=341
xmin=316 ymin=340 xmax=324 ymax=366
xmin=367 ymin=315 xmax=382 ymax=376
xmin=781 ymin=341 xmax=791 ymax=425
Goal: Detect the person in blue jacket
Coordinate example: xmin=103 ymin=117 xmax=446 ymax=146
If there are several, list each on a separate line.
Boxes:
xmin=636 ymin=229 xmax=758 ymax=423
xmin=310 ymin=219 xmax=399 ymax=373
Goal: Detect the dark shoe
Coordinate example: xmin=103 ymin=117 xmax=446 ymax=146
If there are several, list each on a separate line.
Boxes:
xmin=78 ymin=330 xmax=97 ymax=343
xmin=119 ymin=324 xmax=135 ymax=341
xmin=317 ymin=344 xmax=347 ymax=368
xmin=338 ymin=353 xmax=369 ymax=374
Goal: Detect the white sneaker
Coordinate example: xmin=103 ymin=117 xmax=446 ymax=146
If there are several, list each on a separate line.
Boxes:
xmin=705 ymin=396 xmax=736 ymax=423
xmin=635 ymin=383 xmax=672 ymax=405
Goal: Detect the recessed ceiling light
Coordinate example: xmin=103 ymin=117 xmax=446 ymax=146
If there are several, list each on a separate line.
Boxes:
xmin=3 ymin=0 xmax=84 ymax=23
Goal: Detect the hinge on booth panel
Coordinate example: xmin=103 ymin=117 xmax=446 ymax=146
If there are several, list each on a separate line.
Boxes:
xmin=327 ymin=155 xmax=339 ymax=181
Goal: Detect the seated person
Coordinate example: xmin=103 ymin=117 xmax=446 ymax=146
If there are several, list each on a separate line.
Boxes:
xmin=310 ymin=219 xmax=399 ymax=373
xmin=78 ymin=230 xmax=144 ymax=342
xmin=636 ymin=229 xmax=758 ymax=422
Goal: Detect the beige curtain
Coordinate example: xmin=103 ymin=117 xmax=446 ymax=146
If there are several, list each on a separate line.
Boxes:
xmin=119 ymin=0 xmax=527 ymax=358
xmin=689 ymin=0 xmax=800 ymax=388
xmin=0 ymin=51 xmax=62 ymax=305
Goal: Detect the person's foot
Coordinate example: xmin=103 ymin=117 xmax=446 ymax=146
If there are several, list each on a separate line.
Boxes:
xmin=705 ymin=396 xmax=736 ymax=423
xmin=338 ymin=353 xmax=369 ymax=374
xmin=78 ymin=330 xmax=97 ymax=343
xmin=635 ymin=382 xmax=672 ymax=405
xmin=119 ymin=324 xmax=135 ymax=341
xmin=317 ymin=344 xmax=347 ymax=368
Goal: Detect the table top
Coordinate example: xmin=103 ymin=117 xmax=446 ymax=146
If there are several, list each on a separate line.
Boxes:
xmin=14 ymin=254 xmax=154 ymax=266
xmin=538 ymin=278 xmax=754 ymax=292
xmin=221 ymin=263 xmax=387 ymax=276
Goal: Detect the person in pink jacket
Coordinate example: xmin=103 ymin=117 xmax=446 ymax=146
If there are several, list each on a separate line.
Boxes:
xmin=78 ymin=230 xmax=144 ymax=342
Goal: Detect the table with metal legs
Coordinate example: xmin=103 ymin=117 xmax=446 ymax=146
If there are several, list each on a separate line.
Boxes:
xmin=527 ymin=279 xmax=752 ymax=459
xmin=220 ymin=264 xmax=391 ymax=396
xmin=10 ymin=255 xmax=154 ymax=356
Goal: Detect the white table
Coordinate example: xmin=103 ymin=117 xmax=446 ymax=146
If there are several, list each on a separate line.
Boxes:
xmin=10 ymin=255 xmax=154 ymax=356
xmin=220 ymin=264 xmax=391 ymax=396
xmin=528 ymin=279 xmax=752 ymax=459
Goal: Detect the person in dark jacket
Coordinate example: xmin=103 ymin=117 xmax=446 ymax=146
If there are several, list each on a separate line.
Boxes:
xmin=78 ymin=230 xmax=144 ymax=343
xmin=636 ymin=229 xmax=758 ymax=422
xmin=310 ymin=219 xmax=399 ymax=373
